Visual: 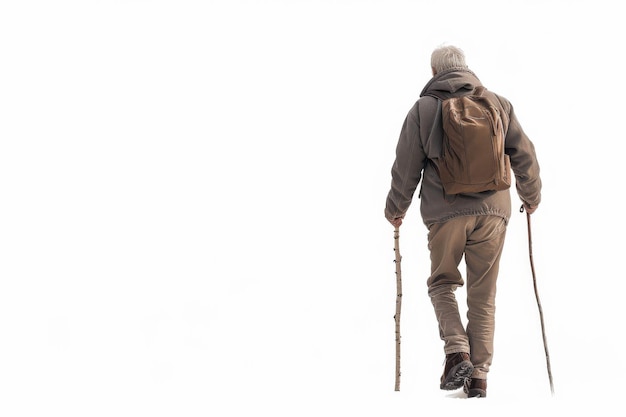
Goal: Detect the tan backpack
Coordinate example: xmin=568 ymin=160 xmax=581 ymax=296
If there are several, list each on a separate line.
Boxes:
xmin=434 ymin=87 xmax=511 ymax=195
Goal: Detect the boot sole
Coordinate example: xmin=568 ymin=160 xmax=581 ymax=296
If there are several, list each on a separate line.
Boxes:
xmin=467 ymin=388 xmax=487 ymax=398
xmin=440 ymin=360 xmax=474 ymax=390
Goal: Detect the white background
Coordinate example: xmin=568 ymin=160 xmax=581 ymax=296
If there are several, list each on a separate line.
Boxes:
xmin=1 ymin=0 xmax=624 ymax=415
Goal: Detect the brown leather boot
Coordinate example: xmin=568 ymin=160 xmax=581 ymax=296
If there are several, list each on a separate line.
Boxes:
xmin=463 ymin=378 xmax=487 ymax=398
xmin=440 ymin=352 xmax=473 ymax=390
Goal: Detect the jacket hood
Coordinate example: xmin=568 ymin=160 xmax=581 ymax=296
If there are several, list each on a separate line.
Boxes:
xmin=420 ymin=67 xmax=482 ymax=100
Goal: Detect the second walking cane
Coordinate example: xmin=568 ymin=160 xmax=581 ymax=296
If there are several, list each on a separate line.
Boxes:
xmin=393 ymin=226 xmax=403 ymax=391
xmin=522 ymin=206 xmax=554 ymax=395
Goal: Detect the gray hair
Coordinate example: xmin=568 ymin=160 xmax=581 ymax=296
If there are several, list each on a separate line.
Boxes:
xmin=430 ymin=45 xmax=468 ymax=73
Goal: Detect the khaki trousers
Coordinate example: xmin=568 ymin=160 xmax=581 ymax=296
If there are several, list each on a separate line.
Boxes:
xmin=427 ymin=215 xmax=507 ymax=379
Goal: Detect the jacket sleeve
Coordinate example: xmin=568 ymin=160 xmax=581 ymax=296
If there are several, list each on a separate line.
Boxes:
xmin=385 ymin=104 xmax=427 ymax=221
xmin=504 ymin=105 xmax=542 ymax=207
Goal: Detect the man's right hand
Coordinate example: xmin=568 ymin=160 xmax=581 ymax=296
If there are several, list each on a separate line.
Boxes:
xmin=523 ymin=204 xmax=538 ymax=214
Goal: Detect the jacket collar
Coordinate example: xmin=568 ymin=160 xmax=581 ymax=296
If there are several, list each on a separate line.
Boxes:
xmin=420 ymin=68 xmax=482 ymax=100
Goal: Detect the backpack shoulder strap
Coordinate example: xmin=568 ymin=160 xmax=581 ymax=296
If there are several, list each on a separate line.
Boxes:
xmin=424 ymin=91 xmax=446 ymax=101
xmin=473 ymin=86 xmax=486 ymax=96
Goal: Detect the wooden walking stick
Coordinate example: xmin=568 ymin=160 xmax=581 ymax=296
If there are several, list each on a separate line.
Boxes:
xmin=393 ymin=226 xmax=403 ymax=391
xmin=522 ymin=206 xmax=555 ymax=395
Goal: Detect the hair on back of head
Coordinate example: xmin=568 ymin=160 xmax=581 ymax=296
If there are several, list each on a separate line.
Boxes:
xmin=431 ymin=45 xmax=468 ymax=73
